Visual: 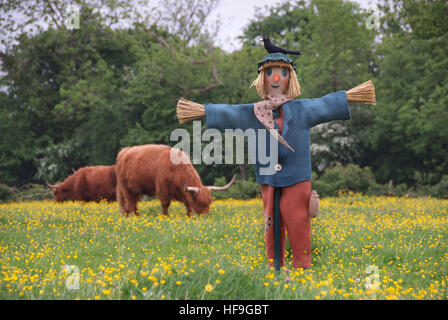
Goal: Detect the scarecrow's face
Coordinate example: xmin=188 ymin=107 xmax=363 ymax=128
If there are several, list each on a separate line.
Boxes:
xmin=264 ymin=66 xmax=289 ymax=97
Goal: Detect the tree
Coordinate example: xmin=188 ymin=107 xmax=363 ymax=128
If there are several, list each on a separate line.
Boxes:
xmin=0 ymin=0 xmax=224 ymax=185
xmin=364 ymin=0 xmax=448 ymax=185
xmin=0 ymin=89 xmax=36 ymax=185
xmin=0 ymin=6 xmax=137 ymax=184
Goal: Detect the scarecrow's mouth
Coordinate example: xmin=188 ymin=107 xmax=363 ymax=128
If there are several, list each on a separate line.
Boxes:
xmin=271 ymin=85 xmax=280 ymax=89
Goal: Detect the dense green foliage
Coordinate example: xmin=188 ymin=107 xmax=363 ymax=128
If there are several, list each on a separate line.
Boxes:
xmin=0 ymin=184 xmax=14 ymax=202
xmin=363 ymin=0 xmax=448 ymax=186
xmin=311 ymin=164 xmax=380 ymax=197
xmin=0 ymin=0 xmax=446 ymax=197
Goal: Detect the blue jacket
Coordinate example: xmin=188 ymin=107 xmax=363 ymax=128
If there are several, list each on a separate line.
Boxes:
xmin=204 ymin=90 xmax=351 ymax=187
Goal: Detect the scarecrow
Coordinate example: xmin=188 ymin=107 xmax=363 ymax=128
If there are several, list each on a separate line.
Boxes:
xmin=176 ymin=37 xmax=375 ymax=270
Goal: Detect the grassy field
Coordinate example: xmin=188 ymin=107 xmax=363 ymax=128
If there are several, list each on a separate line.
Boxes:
xmin=0 ymin=194 xmax=447 ymax=300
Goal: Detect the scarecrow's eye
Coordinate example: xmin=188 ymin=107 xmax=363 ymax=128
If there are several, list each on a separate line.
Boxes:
xmin=282 ymin=67 xmax=288 ymax=77
xmin=266 ymin=67 xmax=272 ymax=76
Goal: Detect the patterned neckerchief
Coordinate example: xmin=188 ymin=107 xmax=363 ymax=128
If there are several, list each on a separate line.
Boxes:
xmin=254 ymin=94 xmax=295 ymax=152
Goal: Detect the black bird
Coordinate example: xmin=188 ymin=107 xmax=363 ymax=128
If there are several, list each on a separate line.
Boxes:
xmin=261 ymin=35 xmax=301 ymax=55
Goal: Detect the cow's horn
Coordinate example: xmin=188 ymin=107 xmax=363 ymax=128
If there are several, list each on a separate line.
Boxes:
xmin=185 ymin=185 xmax=199 ymax=193
xmin=207 ymin=174 xmax=237 ymax=191
xmin=186 ymin=186 xmax=199 ymax=192
xmin=45 ymin=180 xmax=58 ymax=188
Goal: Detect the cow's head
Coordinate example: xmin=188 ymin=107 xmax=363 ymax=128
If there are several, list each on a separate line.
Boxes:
xmin=185 ymin=186 xmax=213 ymax=214
xmin=184 ymin=174 xmax=237 ymax=214
xmin=46 ymin=181 xmax=71 ymax=202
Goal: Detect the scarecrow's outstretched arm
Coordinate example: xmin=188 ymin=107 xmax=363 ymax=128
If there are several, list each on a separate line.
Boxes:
xmin=177 ymin=98 xmax=256 ymax=132
xmin=299 ymin=91 xmax=351 ymax=128
xmin=177 ymin=80 xmax=375 ymax=124
xmin=295 ymin=80 xmax=375 ymax=128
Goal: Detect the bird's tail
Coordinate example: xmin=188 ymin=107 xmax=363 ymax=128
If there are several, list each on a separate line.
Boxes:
xmin=285 ymin=49 xmax=301 ymax=55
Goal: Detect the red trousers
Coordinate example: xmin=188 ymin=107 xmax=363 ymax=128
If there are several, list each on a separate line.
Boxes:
xmin=261 ymin=181 xmax=312 ymax=269
xmin=259 ymin=106 xmax=311 ymax=269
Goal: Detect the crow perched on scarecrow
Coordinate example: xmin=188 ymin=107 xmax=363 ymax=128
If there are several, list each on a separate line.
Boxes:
xmin=261 ymin=35 xmax=301 ymax=55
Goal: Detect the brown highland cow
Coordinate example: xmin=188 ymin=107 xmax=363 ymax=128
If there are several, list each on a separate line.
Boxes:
xmin=115 ymin=144 xmax=235 ymax=216
xmin=47 ymin=165 xmax=117 ymax=202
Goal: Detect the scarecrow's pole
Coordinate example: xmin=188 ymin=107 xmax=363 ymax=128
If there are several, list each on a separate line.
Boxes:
xmin=274 ymin=187 xmax=281 ymax=271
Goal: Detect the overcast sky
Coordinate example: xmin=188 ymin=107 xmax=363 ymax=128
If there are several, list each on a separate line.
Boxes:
xmin=207 ymin=0 xmax=379 ymax=52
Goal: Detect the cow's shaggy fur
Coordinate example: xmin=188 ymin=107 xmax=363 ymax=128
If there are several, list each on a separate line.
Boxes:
xmin=52 ymin=166 xmax=117 ymax=202
xmin=115 ymin=144 xmax=213 ymax=217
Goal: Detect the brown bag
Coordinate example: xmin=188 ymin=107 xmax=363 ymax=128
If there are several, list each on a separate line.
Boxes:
xmin=309 ymin=190 xmax=320 ymax=218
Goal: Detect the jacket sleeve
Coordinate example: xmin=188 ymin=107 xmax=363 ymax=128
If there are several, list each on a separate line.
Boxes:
xmin=204 ymin=103 xmax=256 ymax=132
xmin=298 ymin=90 xmax=351 ymax=128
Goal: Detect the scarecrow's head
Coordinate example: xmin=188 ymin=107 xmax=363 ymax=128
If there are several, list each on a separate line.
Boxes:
xmin=251 ymin=52 xmax=301 ymax=100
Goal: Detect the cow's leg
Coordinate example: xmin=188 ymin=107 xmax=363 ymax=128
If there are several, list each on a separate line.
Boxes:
xmin=128 ymin=193 xmax=139 ymax=216
xmin=185 ymin=203 xmax=192 ymax=217
xmin=119 ymin=185 xmax=139 ymax=217
xmin=116 ymin=184 xmax=127 ymax=215
xmin=160 ymin=199 xmax=170 ymax=216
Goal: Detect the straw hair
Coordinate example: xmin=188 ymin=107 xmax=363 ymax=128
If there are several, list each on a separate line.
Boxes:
xmin=346 ymin=80 xmax=376 ymax=104
xmin=250 ymin=60 xmax=301 ymax=100
xmin=176 ymin=98 xmax=205 ymax=124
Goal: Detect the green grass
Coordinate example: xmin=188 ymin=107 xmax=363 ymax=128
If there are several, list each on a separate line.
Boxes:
xmin=0 ymin=195 xmax=447 ymax=300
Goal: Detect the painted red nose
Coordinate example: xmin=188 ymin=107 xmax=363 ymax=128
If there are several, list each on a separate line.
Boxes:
xmin=273 ymin=74 xmax=280 ymax=82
